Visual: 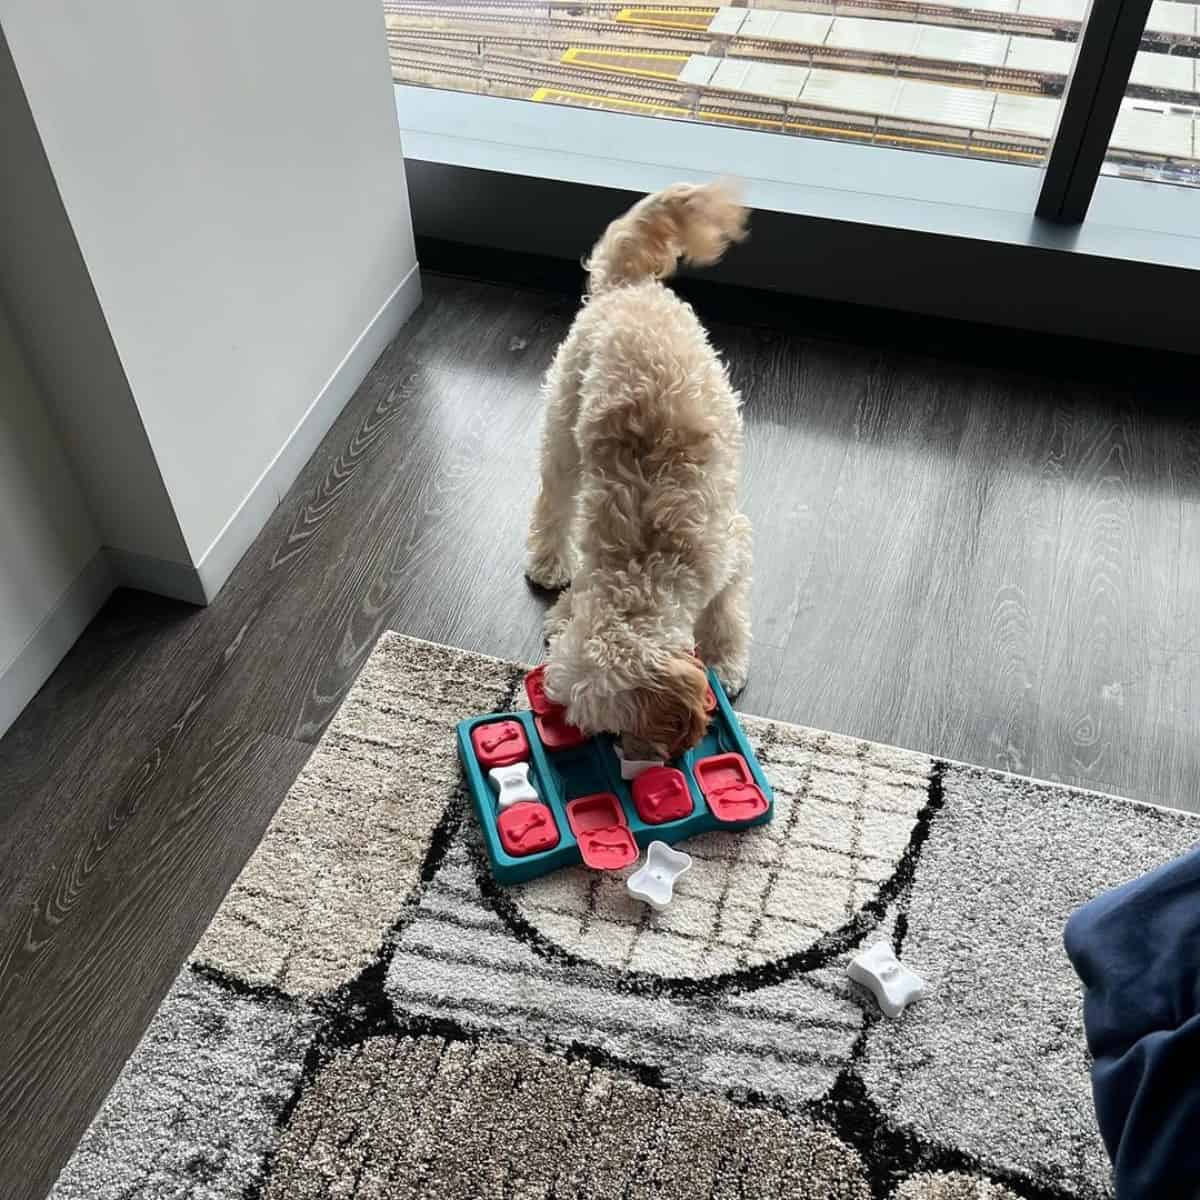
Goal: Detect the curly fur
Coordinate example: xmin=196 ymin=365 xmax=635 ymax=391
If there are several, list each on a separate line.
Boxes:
xmin=526 ymin=181 xmax=753 ymax=757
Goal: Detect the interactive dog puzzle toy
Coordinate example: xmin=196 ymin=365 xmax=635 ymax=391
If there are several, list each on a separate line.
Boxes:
xmin=456 ymin=663 xmax=773 ymax=885
xmin=847 ymin=941 xmax=929 ymax=1018
xmin=627 ymin=841 xmax=692 ymax=911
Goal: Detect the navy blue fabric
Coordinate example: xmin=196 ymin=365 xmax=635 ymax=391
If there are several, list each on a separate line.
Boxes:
xmin=1064 ymin=843 xmax=1200 ymax=1200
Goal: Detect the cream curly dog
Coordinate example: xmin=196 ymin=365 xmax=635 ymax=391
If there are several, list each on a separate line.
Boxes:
xmin=525 ymin=181 xmax=753 ymax=758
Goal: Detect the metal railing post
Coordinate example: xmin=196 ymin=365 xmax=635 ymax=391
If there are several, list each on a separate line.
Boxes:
xmin=1036 ymin=0 xmax=1155 ymax=224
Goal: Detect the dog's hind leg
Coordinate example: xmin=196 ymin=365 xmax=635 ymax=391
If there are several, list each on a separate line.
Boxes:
xmin=526 ymin=333 xmax=583 ymax=589
xmin=695 ymin=513 xmax=753 ymax=696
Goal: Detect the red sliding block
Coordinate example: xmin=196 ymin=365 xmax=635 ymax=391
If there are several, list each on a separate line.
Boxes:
xmin=566 ymin=792 xmax=638 ymax=870
xmin=471 ymin=720 xmax=529 ymax=769
xmin=632 ymin=767 xmax=694 ymax=825
xmin=565 ymin=792 xmax=627 ymax=836
xmin=497 ymin=801 xmax=560 ymax=856
xmin=695 ymin=753 xmax=768 ymax=824
xmin=534 ymin=711 xmax=589 ymax=752
xmin=694 ymin=753 xmax=751 ymax=795
xmin=577 ymin=826 xmax=638 ymax=871
xmin=524 ymin=665 xmax=564 ymax=718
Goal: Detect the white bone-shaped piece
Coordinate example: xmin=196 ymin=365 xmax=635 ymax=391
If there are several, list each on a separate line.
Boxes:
xmin=488 ymin=762 xmax=539 ymax=810
xmin=847 ymin=941 xmax=929 ymax=1018
xmin=614 ymin=743 xmax=665 ymax=781
xmin=627 ymin=841 xmax=692 ymax=911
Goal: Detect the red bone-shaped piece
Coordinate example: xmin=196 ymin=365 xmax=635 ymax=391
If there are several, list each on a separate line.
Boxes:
xmin=497 ymin=801 xmax=559 ymax=856
xmin=471 ymin=720 xmax=529 ymax=769
xmin=631 ymin=767 xmax=693 ymax=824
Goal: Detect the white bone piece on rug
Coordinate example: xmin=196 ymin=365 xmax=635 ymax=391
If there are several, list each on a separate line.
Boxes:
xmin=488 ymin=762 xmax=539 ymax=810
xmin=847 ymin=941 xmax=930 ymax=1018
xmin=627 ymin=841 xmax=692 ymax=911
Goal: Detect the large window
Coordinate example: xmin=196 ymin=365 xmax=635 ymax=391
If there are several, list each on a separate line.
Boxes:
xmin=1105 ymin=2 xmax=1200 ymax=185
xmin=385 ymin=0 xmax=1200 ymax=179
xmin=384 ymin=0 xmax=1066 ymax=166
xmin=388 ymin=0 xmax=1200 ymax=352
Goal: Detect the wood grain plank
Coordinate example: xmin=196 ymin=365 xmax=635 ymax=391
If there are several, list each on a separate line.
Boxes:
xmin=1071 ymin=405 xmax=1200 ymax=807
xmin=713 ymin=324 xmax=856 ymax=653
xmin=887 ymin=374 xmax=1065 ymax=781
xmin=1030 ymin=398 xmax=1141 ymax=790
xmin=0 ymin=722 xmax=308 ymax=1200
xmin=1155 ymin=418 xmax=1200 ymax=807
xmin=766 ymin=348 xmax=972 ymax=744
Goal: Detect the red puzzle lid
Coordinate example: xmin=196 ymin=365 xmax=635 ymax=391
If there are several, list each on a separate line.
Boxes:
xmin=706 ymin=781 xmax=769 ymax=824
xmin=471 ymin=719 xmax=530 ymax=769
xmin=497 ymin=801 xmax=560 ymax=856
xmin=631 ymin=767 xmax=694 ymax=825
xmin=534 ymin=711 xmax=589 ymax=751
xmin=576 ymin=825 xmax=638 ymax=871
xmin=693 ymin=752 xmax=752 ymax=797
xmin=565 ymin=792 xmax=628 ymax=838
xmin=524 ymin=665 xmax=563 ymax=718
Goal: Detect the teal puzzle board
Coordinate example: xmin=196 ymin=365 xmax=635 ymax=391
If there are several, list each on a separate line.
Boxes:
xmin=455 ymin=666 xmax=774 ymax=885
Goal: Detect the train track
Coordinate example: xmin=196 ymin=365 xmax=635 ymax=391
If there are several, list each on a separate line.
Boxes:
xmin=387 ymin=0 xmax=1073 ymax=37
xmin=386 ymin=25 xmax=700 ymax=48
xmin=390 ymin=11 xmax=1029 ymax=92
xmin=391 ymin=30 xmax=1063 ymax=91
xmin=389 ymin=41 xmax=1049 ymax=158
xmin=389 ymin=50 xmax=688 ymax=107
xmin=529 ymin=83 xmax=1049 ymax=157
xmin=388 ymin=0 xmax=1200 ymax=160
xmin=393 ymin=35 xmax=1198 ymax=171
xmin=386 ymin=0 xmax=625 ymax=9
xmin=387 ymin=0 xmax=1200 ymax=42
xmin=388 ymin=10 xmax=1200 ymax=100
xmin=393 ymin=41 xmax=689 ymax=95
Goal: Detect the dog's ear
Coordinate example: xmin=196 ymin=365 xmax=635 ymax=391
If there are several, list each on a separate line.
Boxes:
xmin=631 ymin=651 xmax=711 ymax=757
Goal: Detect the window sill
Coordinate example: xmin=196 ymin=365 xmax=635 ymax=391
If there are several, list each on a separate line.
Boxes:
xmin=396 ymin=84 xmax=1199 ymax=352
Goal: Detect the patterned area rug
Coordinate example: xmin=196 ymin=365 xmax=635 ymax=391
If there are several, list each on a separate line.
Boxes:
xmin=52 ymin=634 xmax=1199 ymax=1200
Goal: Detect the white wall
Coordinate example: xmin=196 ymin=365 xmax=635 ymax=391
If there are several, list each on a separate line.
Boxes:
xmin=1 ymin=0 xmax=418 ymax=592
xmin=0 ymin=2 xmax=418 ymax=733
xmin=0 ymin=29 xmax=193 ymax=577
xmin=0 ymin=299 xmax=110 ymax=735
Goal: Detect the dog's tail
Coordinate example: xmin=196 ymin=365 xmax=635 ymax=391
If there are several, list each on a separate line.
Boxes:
xmin=584 ymin=180 xmax=748 ymax=297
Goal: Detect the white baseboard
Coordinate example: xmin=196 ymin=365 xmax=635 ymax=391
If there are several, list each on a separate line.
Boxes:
xmin=193 ymin=263 xmax=423 ymax=602
xmin=106 ymin=546 xmax=208 ymax=606
xmin=0 ymin=549 xmax=115 ymax=740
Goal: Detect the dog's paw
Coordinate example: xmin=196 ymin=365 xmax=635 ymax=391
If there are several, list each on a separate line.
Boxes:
xmin=543 ymin=591 xmax=574 ymax=645
xmin=525 ymin=552 xmax=572 ymax=591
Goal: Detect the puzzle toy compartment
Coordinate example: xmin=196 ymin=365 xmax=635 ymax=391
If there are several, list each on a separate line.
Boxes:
xmin=456 ymin=664 xmax=774 ymax=885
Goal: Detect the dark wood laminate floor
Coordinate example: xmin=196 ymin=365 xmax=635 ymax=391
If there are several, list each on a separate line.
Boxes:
xmin=2 ymin=267 xmax=1199 ymax=1199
